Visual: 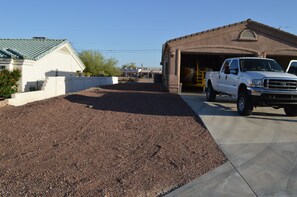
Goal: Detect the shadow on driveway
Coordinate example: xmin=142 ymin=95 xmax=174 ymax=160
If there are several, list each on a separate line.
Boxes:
xmin=183 ymin=93 xmax=297 ymax=123
xmin=101 ymin=82 xmax=166 ymax=92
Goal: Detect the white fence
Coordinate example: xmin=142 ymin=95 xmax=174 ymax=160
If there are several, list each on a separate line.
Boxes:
xmin=8 ymin=76 xmax=118 ymax=106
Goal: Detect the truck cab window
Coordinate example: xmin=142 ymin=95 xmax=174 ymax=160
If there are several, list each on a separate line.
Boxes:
xmin=222 ymin=60 xmax=231 ymax=74
xmin=229 ymin=59 xmax=239 ymax=75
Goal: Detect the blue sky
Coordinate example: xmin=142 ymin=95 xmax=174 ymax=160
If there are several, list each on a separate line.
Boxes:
xmin=1 ymin=0 xmax=296 ymax=67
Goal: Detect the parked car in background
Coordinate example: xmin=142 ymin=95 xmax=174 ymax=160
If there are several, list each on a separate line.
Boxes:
xmin=287 ymin=60 xmax=297 ymax=76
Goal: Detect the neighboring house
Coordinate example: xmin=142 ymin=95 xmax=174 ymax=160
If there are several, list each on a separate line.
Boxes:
xmin=121 ymin=67 xmax=162 ymax=78
xmin=121 ymin=67 xmax=142 ymax=78
xmin=0 ymin=37 xmax=85 ymax=92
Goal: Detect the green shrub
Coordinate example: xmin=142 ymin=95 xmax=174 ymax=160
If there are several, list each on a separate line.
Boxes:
xmin=128 ymin=77 xmax=136 ymax=82
xmin=0 ymin=69 xmax=21 ymax=98
xmin=79 ymin=50 xmax=121 ymax=77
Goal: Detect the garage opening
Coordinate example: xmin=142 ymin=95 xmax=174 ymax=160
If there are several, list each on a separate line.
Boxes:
xmin=180 ymin=53 xmax=255 ymax=92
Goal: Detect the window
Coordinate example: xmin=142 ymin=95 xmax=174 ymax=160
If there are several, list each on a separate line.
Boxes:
xmin=238 ymin=29 xmax=257 ymax=41
xmin=0 ymin=66 xmax=6 ymax=71
xmin=240 ymin=59 xmax=284 ymax=72
xmin=221 ymin=60 xmax=231 ymax=73
xmin=229 ymin=59 xmax=239 ymax=75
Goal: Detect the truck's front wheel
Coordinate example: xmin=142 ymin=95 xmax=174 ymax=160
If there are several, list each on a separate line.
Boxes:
xmin=284 ymin=106 xmax=297 ymax=116
xmin=206 ymin=82 xmax=216 ymax=102
xmin=237 ymin=90 xmax=253 ymax=116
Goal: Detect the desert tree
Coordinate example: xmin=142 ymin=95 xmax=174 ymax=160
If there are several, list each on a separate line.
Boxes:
xmin=79 ymin=50 xmax=121 ymax=76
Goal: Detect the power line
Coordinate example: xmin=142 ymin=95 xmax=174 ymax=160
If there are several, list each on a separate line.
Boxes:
xmin=76 ymin=48 xmax=161 ymax=53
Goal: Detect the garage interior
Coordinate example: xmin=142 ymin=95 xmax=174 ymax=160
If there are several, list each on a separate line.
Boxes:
xmin=180 ymin=53 xmax=297 ymax=92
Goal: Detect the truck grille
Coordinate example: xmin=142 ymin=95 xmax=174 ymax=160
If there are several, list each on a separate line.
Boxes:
xmin=263 ymin=79 xmax=297 ymax=90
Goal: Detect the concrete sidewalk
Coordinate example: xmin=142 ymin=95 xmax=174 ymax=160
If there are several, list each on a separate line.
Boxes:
xmin=165 ymin=161 xmax=255 ymax=197
xmin=166 ymin=93 xmax=297 ymax=197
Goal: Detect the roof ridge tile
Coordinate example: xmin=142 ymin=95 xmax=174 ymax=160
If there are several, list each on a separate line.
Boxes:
xmin=165 ymin=19 xmax=297 ymax=45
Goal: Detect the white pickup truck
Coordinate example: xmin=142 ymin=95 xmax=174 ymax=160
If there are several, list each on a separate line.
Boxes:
xmin=205 ymin=57 xmax=297 ymax=116
xmin=287 ymin=60 xmax=297 ymax=76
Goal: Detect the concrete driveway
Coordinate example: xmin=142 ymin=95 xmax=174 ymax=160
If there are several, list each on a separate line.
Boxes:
xmin=166 ymin=93 xmax=297 ymax=197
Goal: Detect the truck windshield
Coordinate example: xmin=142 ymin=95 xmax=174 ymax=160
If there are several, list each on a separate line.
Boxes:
xmin=240 ymin=59 xmax=284 ymax=72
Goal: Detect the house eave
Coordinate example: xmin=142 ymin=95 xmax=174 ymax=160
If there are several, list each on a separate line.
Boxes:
xmin=164 ymin=18 xmax=297 ymax=46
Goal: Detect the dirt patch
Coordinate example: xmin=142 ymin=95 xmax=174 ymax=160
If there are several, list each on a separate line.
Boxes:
xmin=0 ymin=83 xmax=226 ymax=196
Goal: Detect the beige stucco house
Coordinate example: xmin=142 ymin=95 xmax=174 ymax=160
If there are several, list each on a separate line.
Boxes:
xmin=161 ymin=19 xmax=297 ymax=93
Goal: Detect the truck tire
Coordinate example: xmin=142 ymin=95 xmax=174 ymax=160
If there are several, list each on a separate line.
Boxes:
xmin=206 ymin=82 xmax=216 ymax=102
xmin=237 ymin=90 xmax=253 ymax=116
xmin=284 ymin=106 xmax=297 ymax=116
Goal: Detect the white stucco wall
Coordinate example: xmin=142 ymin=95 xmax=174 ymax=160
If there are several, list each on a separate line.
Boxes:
xmin=8 ymin=76 xmax=118 ymax=106
xmin=20 ymin=43 xmax=84 ymax=92
xmin=0 ymin=59 xmax=12 ymax=70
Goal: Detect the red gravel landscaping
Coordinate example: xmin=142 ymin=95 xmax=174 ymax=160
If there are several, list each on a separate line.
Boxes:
xmin=0 ymin=83 xmax=226 ymax=196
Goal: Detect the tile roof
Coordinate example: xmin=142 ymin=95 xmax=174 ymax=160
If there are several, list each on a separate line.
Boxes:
xmin=0 ymin=38 xmax=68 ymax=60
xmin=165 ymin=19 xmax=297 ymax=44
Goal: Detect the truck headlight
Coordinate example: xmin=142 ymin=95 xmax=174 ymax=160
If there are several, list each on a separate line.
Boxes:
xmin=251 ymin=79 xmax=263 ymax=87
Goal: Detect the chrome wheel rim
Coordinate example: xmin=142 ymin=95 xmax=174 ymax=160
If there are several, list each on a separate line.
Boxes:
xmin=238 ymin=96 xmax=245 ymax=111
xmin=206 ymin=88 xmax=210 ymax=98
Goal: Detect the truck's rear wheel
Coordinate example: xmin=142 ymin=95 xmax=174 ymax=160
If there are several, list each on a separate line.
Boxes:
xmin=237 ymin=90 xmax=253 ymax=116
xmin=284 ymin=106 xmax=297 ymax=116
xmin=206 ymin=82 xmax=216 ymax=102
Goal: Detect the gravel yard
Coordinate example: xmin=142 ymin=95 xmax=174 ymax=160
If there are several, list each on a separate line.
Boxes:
xmin=0 ymin=83 xmax=225 ymax=196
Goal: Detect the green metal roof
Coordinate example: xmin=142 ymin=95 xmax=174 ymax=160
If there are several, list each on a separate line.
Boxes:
xmin=0 ymin=38 xmax=68 ymax=61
